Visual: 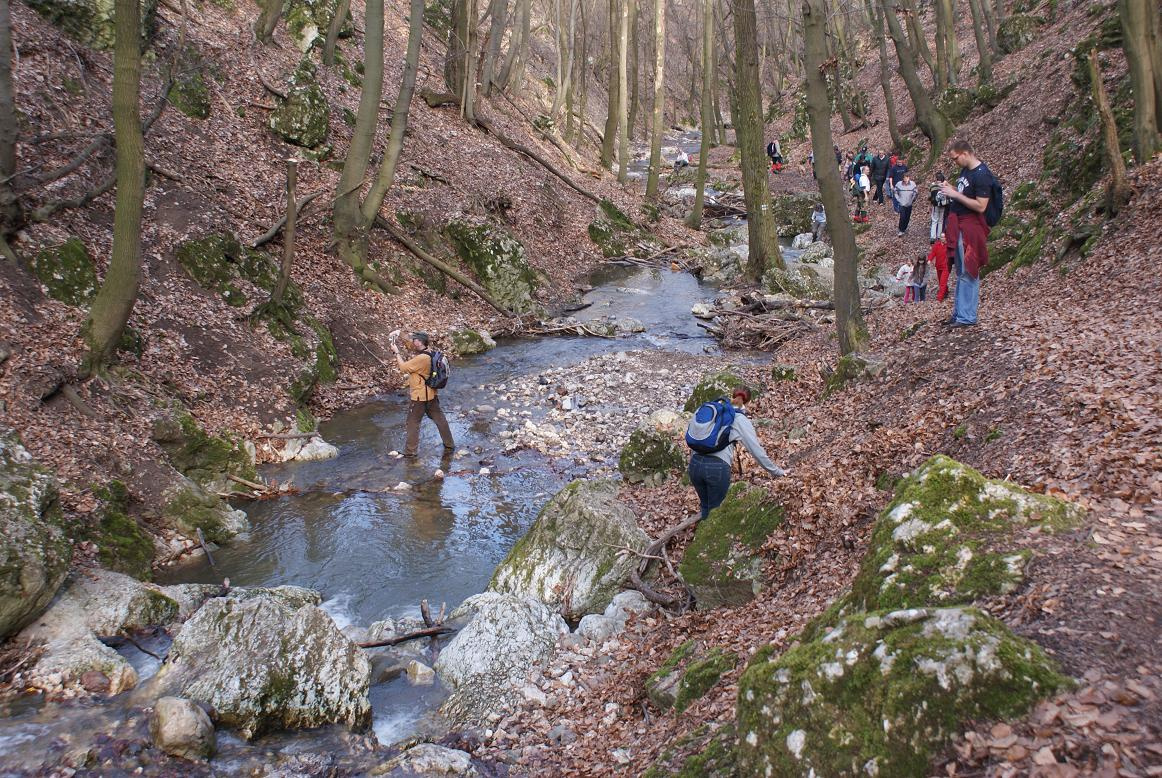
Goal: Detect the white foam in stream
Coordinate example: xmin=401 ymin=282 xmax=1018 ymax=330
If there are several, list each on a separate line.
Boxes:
xmin=321 ymin=592 xmax=356 ymax=631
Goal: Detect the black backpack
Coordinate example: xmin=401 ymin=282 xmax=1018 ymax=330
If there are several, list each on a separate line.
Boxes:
xmin=424 ymin=350 xmax=450 ymax=389
xmin=984 ymin=174 xmax=1004 ymax=227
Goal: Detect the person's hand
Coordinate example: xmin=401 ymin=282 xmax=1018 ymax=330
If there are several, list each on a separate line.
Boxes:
xmin=939 ymin=182 xmax=958 ymax=198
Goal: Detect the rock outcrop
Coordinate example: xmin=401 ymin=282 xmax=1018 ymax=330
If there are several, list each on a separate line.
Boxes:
xmin=489 ymin=480 xmax=650 ymax=620
xmin=147 ymin=589 xmax=371 ymax=738
xmin=435 ymin=593 xmax=568 ymax=726
xmin=679 ymin=485 xmax=784 ymax=609
xmin=20 ymin=569 xmax=178 ymax=694
xmin=0 ymin=430 xmax=72 ymax=640
xmin=618 ymin=426 xmax=685 ymax=485
xmin=446 ymin=220 xmax=541 ymax=314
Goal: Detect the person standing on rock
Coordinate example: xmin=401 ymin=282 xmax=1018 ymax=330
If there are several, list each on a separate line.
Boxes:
xmin=391 ymin=332 xmax=455 ymax=457
xmin=687 ymin=388 xmax=786 ymax=520
xmin=940 ymin=139 xmax=995 ymax=327
xmin=811 ymin=203 xmax=827 ymax=243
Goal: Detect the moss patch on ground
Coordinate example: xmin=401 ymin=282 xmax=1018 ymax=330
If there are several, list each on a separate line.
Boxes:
xmin=679 ymin=485 xmax=784 ymax=609
xmin=675 ymin=648 xmax=737 ymax=712
xmin=31 ymin=237 xmax=98 ymax=306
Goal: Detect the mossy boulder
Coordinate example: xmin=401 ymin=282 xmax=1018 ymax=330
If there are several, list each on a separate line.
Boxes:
xmin=0 ymin=430 xmax=72 ymax=641
xmin=679 ymin=485 xmax=783 ymax=610
xmin=161 ymin=477 xmax=249 ymax=545
xmin=642 ymin=724 xmax=737 ymax=778
xmin=489 ymin=480 xmax=650 ymax=620
xmin=938 ymin=86 xmax=978 ymax=125
xmin=446 ymin=221 xmax=539 ymax=314
xmin=770 ymin=364 xmax=797 ymax=382
xmin=683 ymin=369 xmax=746 ymax=413
xmin=762 ymin=263 xmax=833 ymax=299
xmin=288 ymin=317 xmax=340 ymax=405
xmin=736 ymin=607 xmax=1071 ymax=777
xmin=646 ymin=641 xmax=738 ymax=713
xmin=283 ymin=0 xmax=349 ymax=51
xmin=817 ymin=456 xmax=1082 ymax=628
xmin=618 ymin=427 xmax=684 ymax=485
xmin=167 ymin=67 xmax=211 ymax=120
xmin=174 ymin=233 xmax=286 ymax=308
xmin=997 ymin=13 xmax=1041 ymax=54
xmin=269 ymin=61 xmax=330 ymax=148
xmin=588 ymin=199 xmax=660 ymax=258
xmin=91 ymin=480 xmax=154 ymax=580
xmin=151 ymin=411 xmax=257 ymax=492
xmin=31 ymin=237 xmax=98 ymax=306
xmin=26 ymin=0 xmax=157 ymax=49
xmin=450 ymin=328 xmax=497 ymax=355
xmin=769 ymin=193 xmax=817 ymax=237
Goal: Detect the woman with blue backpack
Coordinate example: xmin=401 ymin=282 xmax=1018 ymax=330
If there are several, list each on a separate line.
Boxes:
xmin=685 ymin=388 xmax=787 ymax=520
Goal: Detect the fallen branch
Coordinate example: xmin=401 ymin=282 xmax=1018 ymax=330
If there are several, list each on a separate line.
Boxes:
xmin=257 ymin=69 xmax=288 ymax=100
xmin=357 ymin=625 xmax=453 ymax=649
xmin=254 ymin=431 xmax=316 ymax=440
xmin=374 ymin=215 xmax=518 ymax=318
xmin=226 ymin=473 xmax=268 ymax=492
xmin=475 ymin=115 xmax=601 ymax=205
xmin=196 ymin=527 xmax=216 ymax=568
xmin=249 ymin=190 xmax=323 ymax=248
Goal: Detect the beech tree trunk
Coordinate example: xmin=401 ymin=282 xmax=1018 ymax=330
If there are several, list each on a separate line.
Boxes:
xmin=967 ymin=0 xmax=993 ymax=84
xmin=254 ymin=0 xmax=282 ymax=43
xmin=271 ymin=159 xmax=298 ymax=303
xmin=937 ymin=0 xmax=959 ymax=81
xmin=1089 ymin=49 xmax=1131 ymax=213
xmin=732 ymin=0 xmax=783 ymax=280
xmin=498 ymin=0 xmax=530 ymax=92
xmin=480 ymin=0 xmax=508 ymax=95
xmin=445 ymin=0 xmax=476 ymax=123
xmin=882 ymin=0 xmax=952 ymax=155
xmin=905 ymin=0 xmax=935 ymax=77
xmin=0 ymin=0 xmax=20 ymax=236
xmin=934 ymin=0 xmax=949 ymax=90
xmin=866 ymin=0 xmax=904 ymax=151
xmin=627 ymin=1 xmax=640 ymax=138
xmin=323 ymin=0 xmax=351 ymax=66
xmin=600 ymin=0 xmax=621 ymax=169
xmin=84 ymin=0 xmax=146 ymax=375
xmin=1119 ymin=0 xmax=1162 ymax=163
xmin=616 ymin=0 xmax=629 ymax=181
xmin=803 ymin=0 xmax=866 ymax=356
xmin=645 ymin=0 xmax=666 ymax=199
xmin=689 ymin=0 xmax=713 ymax=229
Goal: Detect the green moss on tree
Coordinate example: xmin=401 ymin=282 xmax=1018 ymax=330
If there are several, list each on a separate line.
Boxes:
xmin=31 ymin=238 xmax=98 ymax=306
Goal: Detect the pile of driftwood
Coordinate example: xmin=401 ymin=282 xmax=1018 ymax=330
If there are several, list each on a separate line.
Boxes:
xmin=702 ymin=191 xmax=746 ymax=219
xmin=604 ymin=243 xmax=695 ymax=271
xmin=696 ymin=293 xmax=831 ymax=350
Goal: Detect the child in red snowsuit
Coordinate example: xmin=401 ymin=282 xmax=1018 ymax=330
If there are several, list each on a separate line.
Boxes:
xmin=928 ymin=236 xmax=950 ymax=301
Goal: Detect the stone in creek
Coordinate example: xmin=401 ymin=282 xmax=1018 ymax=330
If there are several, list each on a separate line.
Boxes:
xmin=406 ymin=660 xmax=435 ymax=686
xmin=576 ymin=613 xmax=624 ymax=643
xmin=372 ymin=743 xmax=477 ymax=776
xmin=691 ymin=302 xmax=715 ymax=319
xmin=150 ymin=696 xmax=216 ymax=760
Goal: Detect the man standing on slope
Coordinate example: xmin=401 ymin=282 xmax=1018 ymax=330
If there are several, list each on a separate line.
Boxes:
xmin=392 ymin=331 xmax=455 ymax=457
xmin=939 ymin=139 xmax=994 ymax=328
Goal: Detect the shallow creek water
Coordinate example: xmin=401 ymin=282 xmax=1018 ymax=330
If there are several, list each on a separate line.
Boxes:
xmin=0 ymin=263 xmax=724 ymax=772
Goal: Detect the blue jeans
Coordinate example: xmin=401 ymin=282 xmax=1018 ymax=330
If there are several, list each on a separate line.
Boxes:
xmin=689 ymin=454 xmax=732 ymax=519
xmin=953 ymin=234 xmax=980 ymax=324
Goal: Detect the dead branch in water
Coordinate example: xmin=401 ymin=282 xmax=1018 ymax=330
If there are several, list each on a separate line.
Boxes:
xmin=357 ymin=625 xmax=454 ymax=649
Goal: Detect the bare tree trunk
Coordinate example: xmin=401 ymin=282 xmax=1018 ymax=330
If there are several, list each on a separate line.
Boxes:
xmin=616 ymin=0 xmax=629 ymax=181
xmin=866 ymin=0 xmax=904 ymax=150
xmin=937 ymin=0 xmax=959 ymax=81
xmin=627 ymin=0 xmax=640 ymax=138
xmin=645 ymin=0 xmax=666 ymax=199
xmin=933 ymin=0 xmax=949 ymax=90
xmin=480 ymin=0 xmax=508 ymax=95
xmin=803 ymin=0 xmax=866 ymax=355
xmin=498 ymin=0 xmax=530 ymax=92
xmin=323 ymin=0 xmax=351 ymax=66
xmin=967 ymin=0 xmax=993 ymax=84
xmin=445 ymin=0 xmax=476 ymax=123
xmin=563 ymin=0 xmax=579 ymax=139
xmin=882 ymin=0 xmax=952 ymax=155
xmin=1120 ymin=0 xmax=1162 ymax=162
xmin=0 ymin=0 xmax=20 ymax=236
xmin=254 ymin=0 xmax=282 ymax=43
xmin=575 ymin=0 xmax=589 ymax=149
xmin=361 ymin=0 xmax=424 ymax=222
xmin=84 ymin=0 xmax=146 ymax=375
xmin=272 ymin=159 xmax=298 ymax=303
xmin=600 ymin=0 xmax=621 ymax=169
xmin=1089 ymin=49 xmax=1131 ymax=215
xmin=689 ymin=0 xmax=712 ymax=229
xmin=828 ymin=0 xmax=855 ymax=132
xmin=733 ymin=0 xmax=783 ymax=280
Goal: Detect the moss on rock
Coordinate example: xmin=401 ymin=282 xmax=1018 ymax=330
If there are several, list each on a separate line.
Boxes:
xmin=682 ymin=369 xmax=746 ymax=412
xmin=679 ymin=485 xmax=783 ymax=609
xmin=997 ymin=13 xmax=1041 ymax=54
xmin=91 ymin=480 xmax=154 ymax=580
xmin=736 ymin=606 xmax=1071 ymax=777
xmin=675 ymin=648 xmax=737 ymax=712
xmin=32 ymin=237 xmax=98 ymax=306
xmin=450 ymin=328 xmax=496 ymax=355
xmin=269 ymin=61 xmax=330 ymax=147
xmin=762 ymin=263 xmax=833 ymax=299
xmin=770 ymin=364 xmax=797 ymax=382
xmin=822 ymin=456 xmax=1083 ymax=625
xmin=26 ymin=0 xmax=158 ymax=49
xmin=161 ymin=478 xmax=250 ymax=545
xmin=588 ymin=199 xmax=660 ymax=258
xmin=769 ymin=193 xmax=817 ymax=237
xmin=166 ymin=50 xmax=211 ymax=120
xmin=282 ymin=0 xmax=348 ymax=51
xmin=151 ymin=411 xmax=257 ymax=491
xmin=618 ymin=427 xmax=685 ymax=485
xmin=643 ymin=724 xmax=737 ymax=778
xmin=822 ymin=352 xmax=886 ymax=397
xmin=446 ymin=221 xmax=539 ymax=314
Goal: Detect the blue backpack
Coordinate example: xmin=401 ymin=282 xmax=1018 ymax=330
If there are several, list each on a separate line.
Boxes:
xmin=685 ymin=398 xmax=737 ymax=454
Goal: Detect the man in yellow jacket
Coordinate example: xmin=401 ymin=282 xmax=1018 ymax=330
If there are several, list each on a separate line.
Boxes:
xmin=391 ymin=332 xmax=455 ymax=457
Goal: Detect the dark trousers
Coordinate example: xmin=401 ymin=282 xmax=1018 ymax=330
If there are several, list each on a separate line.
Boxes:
xmin=873 ymin=178 xmax=886 ymax=203
xmin=898 ymin=205 xmax=913 ymax=233
xmin=689 ymin=454 xmax=732 ymax=520
xmin=404 ymin=397 xmax=454 ymax=456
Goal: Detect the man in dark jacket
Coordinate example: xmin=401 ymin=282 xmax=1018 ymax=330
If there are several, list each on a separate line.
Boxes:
xmin=887 ymin=158 xmax=909 ymax=213
xmin=870 ymin=150 xmax=890 ymax=204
